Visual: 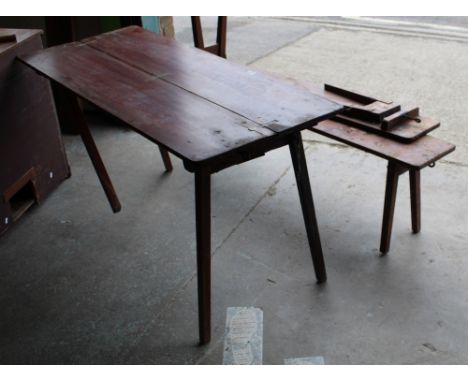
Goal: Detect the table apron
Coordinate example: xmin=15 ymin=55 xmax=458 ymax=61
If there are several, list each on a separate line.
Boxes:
xmin=183 ymin=129 xmax=313 ymax=174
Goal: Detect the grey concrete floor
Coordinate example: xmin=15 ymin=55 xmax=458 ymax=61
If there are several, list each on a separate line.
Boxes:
xmin=1 ymin=17 xmax=468 ymax=364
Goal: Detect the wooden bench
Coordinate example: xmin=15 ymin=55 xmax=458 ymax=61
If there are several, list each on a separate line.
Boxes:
xmin=309 ymin=120 xmax=455 ymax=253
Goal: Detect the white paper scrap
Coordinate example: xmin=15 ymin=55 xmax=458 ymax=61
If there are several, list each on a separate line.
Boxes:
xmin=223 ymin=307 xmax=263 ymax=365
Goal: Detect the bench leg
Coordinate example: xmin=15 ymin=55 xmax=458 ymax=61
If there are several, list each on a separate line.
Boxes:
xmin=195 ymin=170 xmax=211 ymax=345
xmin=158 ymin=146 xmax=173 ymax=172
xmin=380 ymin=162 xmax=408 ymax=254
xmin=409 ymin=169 xmax=421 ymax=234
xmin=289 ymin=132 xmax=327 ymax=283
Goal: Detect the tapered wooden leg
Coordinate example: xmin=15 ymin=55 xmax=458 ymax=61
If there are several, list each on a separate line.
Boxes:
xmin=409 ymin=169 xmax=421 ymax=234
xmin=63 ymin=87 xmax=121 ymax=213
xmin=216 ymin=16 xmax=228 ymax=58
xmin=191 ymin=16 xmax=204 ymax=49
xmin=158 ymin=146 xmax=173 ymax=172
xmin=380 ymin=162 xmax=404 ymax=254
xmin=289 ymin=132 xmax=327 ymax=283
xmin=195 ymin=170 xmax=211 ymax=345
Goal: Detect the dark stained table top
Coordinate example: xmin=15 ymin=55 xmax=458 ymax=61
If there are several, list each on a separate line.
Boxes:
xmin=20 ymin=26 xmax=342 ymax=165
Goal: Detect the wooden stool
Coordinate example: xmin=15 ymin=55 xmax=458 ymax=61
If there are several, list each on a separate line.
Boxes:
xmin=309 ymin=120 xmax=455 ymax=253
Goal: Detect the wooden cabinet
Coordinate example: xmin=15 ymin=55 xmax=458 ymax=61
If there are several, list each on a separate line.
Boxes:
xmin=0 ymin=29 xmax=69 ymax=236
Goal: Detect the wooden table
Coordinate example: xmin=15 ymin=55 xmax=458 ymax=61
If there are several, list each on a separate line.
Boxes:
xmin=20 ymin=26 xmax=342 ymax=344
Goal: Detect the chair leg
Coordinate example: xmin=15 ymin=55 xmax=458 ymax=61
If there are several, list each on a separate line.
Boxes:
xmin=289 ymin=132 xmax=327 ymax=283
xmin=216 ymin=16 xmax=228 ymax=58
xmin=409 ymin=169 xmax=421 ymax=234
xmin=380 ymin=162 xmax=407 ymax=254
xmin=191 ymin=16 xmax=204 ymax=49
xmin=191 ymin=16 xmax=228 ymax=58
xmin=158 ymin=146 xmax=173 ymax=172
xmin=195 ymin=169 xmax=211 ymax=345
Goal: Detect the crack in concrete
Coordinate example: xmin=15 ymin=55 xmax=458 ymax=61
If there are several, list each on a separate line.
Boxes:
xmin=438 ymin=159 xmax=468 ymax=168
xmin=246 ymin=29 xmax=318 ymax=66
xmin=211 ymin=166 xmax=294 ymax=258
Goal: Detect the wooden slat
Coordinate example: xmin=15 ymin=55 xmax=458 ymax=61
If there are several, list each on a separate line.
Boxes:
xmin=20 ymin=43 xmax=275 ymax=165
xmin=278 ymin=78 xmax=440 ymax=142
xmin=84 ymin=26 xmax=342 ymax=133
xmin=311 ymin=120 xmax=455 ymax=169
xmin=331 ymin=113 xmax=439 ymax=143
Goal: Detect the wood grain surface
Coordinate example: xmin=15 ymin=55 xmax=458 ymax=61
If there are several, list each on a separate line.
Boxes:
xmin=20 ymin=26 xmax=342 ymax=166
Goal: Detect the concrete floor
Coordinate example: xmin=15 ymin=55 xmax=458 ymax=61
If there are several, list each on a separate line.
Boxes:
xmin=1 ymin=17 xmax=468 ymax=364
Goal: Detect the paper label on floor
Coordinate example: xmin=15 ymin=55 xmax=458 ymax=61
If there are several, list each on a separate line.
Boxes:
xmin=284 ymin=356 xmax=325 ymax=365
xmin=223 ymin=307 xmax=263 ymax=365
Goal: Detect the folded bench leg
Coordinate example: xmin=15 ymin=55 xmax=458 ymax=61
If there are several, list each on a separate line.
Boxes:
xmin=63 ymin=87 xmax=122 ymax=213
xmin=289 ymin=132 xmax=327 ymax=283
xmin=409 ymin=169 xmax=421 ymax=234
xmin=380 ymin=162 xmax=407 ymax=254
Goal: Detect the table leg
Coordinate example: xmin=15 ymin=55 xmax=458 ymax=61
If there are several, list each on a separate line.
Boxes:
xmin=289 ymin=132 xmax=327 ymax=283
xmin=195 ymin=169 xmax=211 ymax=345
xmin=158 ymin=147 xmax=173 ymax=172
xmin=63 ymin=87 xmax=121 ymax=213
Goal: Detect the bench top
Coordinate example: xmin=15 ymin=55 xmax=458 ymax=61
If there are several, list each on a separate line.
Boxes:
xmin=312 ymin=120 xmax=455 ymax=169
xmin=274 ymin=77 xmax=455 ymax=168
xmin=20 ymin=26 xmax=342 ymax=166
